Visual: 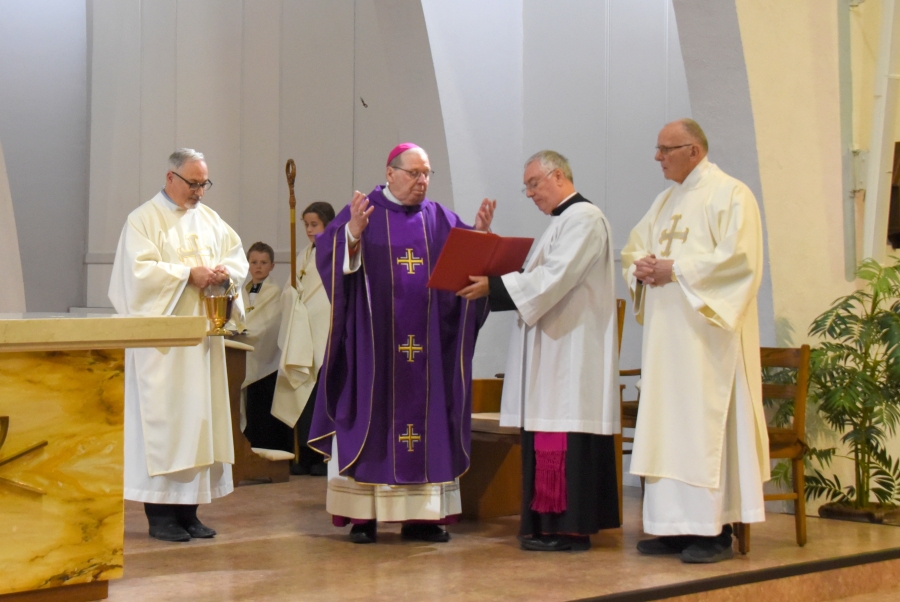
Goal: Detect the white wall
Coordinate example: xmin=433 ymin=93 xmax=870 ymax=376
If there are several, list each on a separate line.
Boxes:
xmin=87 ymin=1 xmax=359 ymax=304
xmin=422 ymin=0 xmax=525 ymax=378
xmin=86 ymin=0 xmax=458 ymax=307
xmin=0 ymin=0 xmax=88 ymax=312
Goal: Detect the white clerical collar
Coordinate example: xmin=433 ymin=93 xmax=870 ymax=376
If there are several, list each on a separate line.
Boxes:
xmin=551 ymin=191 xmax=578 ymax=212
xmin=383 ymin=184 xmax=402 ymax=205
xmin=678 ymin=157 xmax=711 ymax=190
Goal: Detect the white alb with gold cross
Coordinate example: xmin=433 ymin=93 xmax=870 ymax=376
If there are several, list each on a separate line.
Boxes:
xmin=621 ymin=158 xmax=770 ymax=493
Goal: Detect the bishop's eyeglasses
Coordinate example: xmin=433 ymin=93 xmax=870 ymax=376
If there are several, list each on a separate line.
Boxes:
xmin=392 ymin=166 xmax=433 ymax=181
xmin=172 ymin=171 xmax=214 ymax=191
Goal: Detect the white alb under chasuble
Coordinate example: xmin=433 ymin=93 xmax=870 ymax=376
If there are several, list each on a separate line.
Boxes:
xmin=500 ymin=201 xmax=620 ymax=435
xmin=621 ymin=158 xmax=770 ymax=533
xmin=109 ymin=193 xmax=248 ymax=503
xmin=270 ymin=244 xmax=331 ymax=426
xmin=237 ymin=277 xmax=282 ymax=387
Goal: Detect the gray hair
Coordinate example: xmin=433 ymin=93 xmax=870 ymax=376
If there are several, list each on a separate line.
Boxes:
xmin=678 ymin=119 xmax=709 ymax=152
xmin=169 ymin=148 xmax=205 ymax=170
xmin=525 ymin=150 xmax=573 ymax=183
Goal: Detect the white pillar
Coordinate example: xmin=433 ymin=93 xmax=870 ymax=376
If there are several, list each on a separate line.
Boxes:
xmin=862 ymin=0 xmax=900 ymax=262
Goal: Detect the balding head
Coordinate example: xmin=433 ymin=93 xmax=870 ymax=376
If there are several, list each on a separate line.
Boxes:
xmin=655 ymin=119 xmax=708 ymax=183
xmin=677 ymin=119 xmax=708 ymax=152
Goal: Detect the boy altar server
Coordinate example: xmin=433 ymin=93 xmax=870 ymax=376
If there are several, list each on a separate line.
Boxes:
xmin=238 ymin=242 xmax=291 ymax=453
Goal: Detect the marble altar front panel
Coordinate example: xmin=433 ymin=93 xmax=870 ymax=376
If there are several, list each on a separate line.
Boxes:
xmin=0 ymin=349 xmax=124 ymax=595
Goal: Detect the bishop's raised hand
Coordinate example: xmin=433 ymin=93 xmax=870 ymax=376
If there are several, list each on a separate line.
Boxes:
xmin=474 ymin=198 xmax=497 ymax=232
xmin=348 ymin=190 xmax=375 ymax=240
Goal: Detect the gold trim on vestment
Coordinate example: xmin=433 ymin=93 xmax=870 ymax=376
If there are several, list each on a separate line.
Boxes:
xmin=387 ymin=210 xmax=399 ymax=482
xmin=307 ymin=234 xmax=339 ymax=461
xmin=421 ymin=213 xmax=432 ymax=480
xmin=307 ymin=430 xmax=336 ymax=462
xmin=459 ymin=299 xmax=471 ymax=466
xmin=340 ymin=218 xmax=378 ymax=475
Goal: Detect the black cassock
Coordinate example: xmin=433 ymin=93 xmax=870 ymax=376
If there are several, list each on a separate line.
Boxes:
xmin=487 ymin=192 xmax=620 ymax=536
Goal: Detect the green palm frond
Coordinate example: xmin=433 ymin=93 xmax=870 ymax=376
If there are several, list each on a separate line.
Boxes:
xmin=803 ymin=258 xmax=900 ymax=508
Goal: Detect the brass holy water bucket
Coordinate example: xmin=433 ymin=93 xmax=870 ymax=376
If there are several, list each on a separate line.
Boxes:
xmin=201 ymin=282 xmax=237 ymax=336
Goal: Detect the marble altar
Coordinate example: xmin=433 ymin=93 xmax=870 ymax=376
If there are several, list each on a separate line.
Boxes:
xmin=0 ymin=314 xmax=207 ymax=601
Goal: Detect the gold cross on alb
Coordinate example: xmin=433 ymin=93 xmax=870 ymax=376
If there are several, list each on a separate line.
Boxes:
xmin=398 ymin=335 xmax=423 ymax=362
xmin=398 ymin=424 xmax=421 ymax=452
xmin=658 ymin=214 xmax=689 ymax=257
xmin=177 ymin=234 xmax=213 ymax=267
xmin=396 ymin=249 xmax=424 ymax=274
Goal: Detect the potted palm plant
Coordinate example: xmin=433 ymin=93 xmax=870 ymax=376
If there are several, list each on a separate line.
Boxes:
xmin=797 ymin=258 xmax=900 ymax=522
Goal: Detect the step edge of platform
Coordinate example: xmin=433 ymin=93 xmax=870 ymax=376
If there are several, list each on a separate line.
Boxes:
xmin=572 ymin=546 xmax=900 ymax=602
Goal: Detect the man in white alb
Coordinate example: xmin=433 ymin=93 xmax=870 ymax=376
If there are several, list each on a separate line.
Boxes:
xmin=109 ymin=149 xmax=248 ymax=542
xmin=459 ymin=150 xmax=621 ymax=552
xmin=621 ymin=119 xmax=769 ymax=563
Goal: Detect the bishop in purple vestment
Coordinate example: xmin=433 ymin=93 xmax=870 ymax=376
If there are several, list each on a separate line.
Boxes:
xmin=308 ymin=143 xmax=496 ymax=544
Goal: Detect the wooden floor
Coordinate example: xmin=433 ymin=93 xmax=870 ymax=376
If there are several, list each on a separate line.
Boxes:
xmin=106 ymin=478 xmax=900 ymax=602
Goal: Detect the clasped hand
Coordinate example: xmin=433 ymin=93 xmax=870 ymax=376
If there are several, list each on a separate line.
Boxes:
xmin=190 ymin=265 xmax=230 ymax=289
xmin=633 ymin=255 xmax=674 ymax=286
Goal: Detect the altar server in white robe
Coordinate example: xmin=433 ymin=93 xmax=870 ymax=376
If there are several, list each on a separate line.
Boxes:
xmin=237 ymin=241 xmax=292 ymax=453
xmin=271 ymin=201 xmax=334 ymax=475
xmin=621 ymin=119 xmax=769 ymax=564
xmin=109 ymin=148 xmax=249 ymax=543
xmin=459 ymin=150 xmax=621 ymax=552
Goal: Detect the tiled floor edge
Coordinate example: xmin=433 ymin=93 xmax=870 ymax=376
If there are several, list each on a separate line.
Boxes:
xmin=570 ymin=547 xmax=900 ymax=602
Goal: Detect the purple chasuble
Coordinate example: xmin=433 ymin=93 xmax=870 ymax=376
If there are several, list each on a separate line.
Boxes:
xmin=308 ymin=186 xmax=489 ymax=485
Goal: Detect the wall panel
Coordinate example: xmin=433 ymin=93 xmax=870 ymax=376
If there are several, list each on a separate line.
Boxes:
xmin=139 ymin=0 xmax=177 ymax=201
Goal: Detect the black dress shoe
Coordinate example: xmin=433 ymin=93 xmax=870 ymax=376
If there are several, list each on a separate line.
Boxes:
xmin=400 ymin=524 xmax=450 ymax=543
xmin=521 ymin=535 xmax=591 ymax=552
xmin=148 ymin=519 xmax=191 ymax=542
xmin=349 ymin=521 xmax=377 ymax=544
xmin=681 ymin=526 xmax=734 ymax=564
xmin=636 ymin=535 xmax=697 ymax=555
xmin=170 ymin=504 xmax=216 ymax=538
xmin=181 ymin=519 xmax=216 ymax=539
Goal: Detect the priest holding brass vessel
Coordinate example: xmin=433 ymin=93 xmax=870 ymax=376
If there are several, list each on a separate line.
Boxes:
xmin=109 ymin=149 xmax=248 ymax=542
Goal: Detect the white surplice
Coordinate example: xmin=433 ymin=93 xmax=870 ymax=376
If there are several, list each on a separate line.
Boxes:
xmin=500 ymin=200 xmax=620 ymax=435
xmin=236 ymin=277 xmax=282 ymax=387
xmin=621 ymin=157 xmax=769 ymax=535
xmin=109 ymin=192 xmax=248 ymax=504
xmin=270 ymin=244 xmax=331 ymax=427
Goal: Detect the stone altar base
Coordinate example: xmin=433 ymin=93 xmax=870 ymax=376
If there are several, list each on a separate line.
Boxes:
xmin=0 ymin=350 xmax=124 ymax=599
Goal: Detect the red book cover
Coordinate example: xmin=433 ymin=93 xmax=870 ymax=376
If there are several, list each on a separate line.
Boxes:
xmin=427 ymin=228 xmax=534 ymax=292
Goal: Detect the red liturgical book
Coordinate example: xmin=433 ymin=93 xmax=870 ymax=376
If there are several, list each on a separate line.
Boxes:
xmin=427 ymin=228 xmax=534 ymax=292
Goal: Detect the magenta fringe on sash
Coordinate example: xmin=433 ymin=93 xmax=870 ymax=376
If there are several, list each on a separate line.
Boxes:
xmin=530 ymin=432 xmax=567 ymax=514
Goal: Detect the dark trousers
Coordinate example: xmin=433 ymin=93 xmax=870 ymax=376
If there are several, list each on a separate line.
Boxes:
xmin=295 ymin=377 xmax=324 ymax=469
xmin=243 ymin=371 xmax=294 ymax=452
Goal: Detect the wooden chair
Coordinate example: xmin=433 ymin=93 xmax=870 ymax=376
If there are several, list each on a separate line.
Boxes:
xmin=734 ymin=345 xmax=810 ymax=553
xmin=613 ymin=299 xmax=631 ymax=524
xmin=614 ymin=340 xmax=811 ymax=554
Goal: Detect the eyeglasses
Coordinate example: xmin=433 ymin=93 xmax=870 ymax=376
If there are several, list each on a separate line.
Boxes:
xmin=655 ymin=144 xmax=692 ymax=156
xmin=392 ymin=166 xmax=433 ymax=181
xmin=172 ymin=171 xmax=213 ymax=191
xmin=521 ymin=169 xmax=556 ymax=194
